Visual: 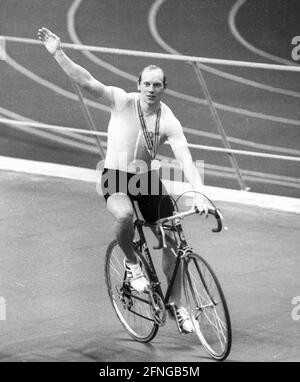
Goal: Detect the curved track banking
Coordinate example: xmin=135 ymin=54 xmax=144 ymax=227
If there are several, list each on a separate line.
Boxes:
xmin=150 ymin=0 xmax=300 ymax=99
xmin=147 ymin=0 xmax=300 ymax=131
xmin=68 ymin=0 xmax=300 ymax=161
xmin=68 ymin=0 xmax=300 ymax=128
xmin=65 ymin=0 xmax=300 ymax=193
xmin=0 ymin=107 xmax=98 ymax=150
xmin=229 ymin=0 xmax=299 ymax=66
xmin=0 ymin=0 xmax=299 ymax=197
xmin=147 ymin=0 xmax=300 ymax=159
xmin=0 ymin=0 xmax=300 ymax=363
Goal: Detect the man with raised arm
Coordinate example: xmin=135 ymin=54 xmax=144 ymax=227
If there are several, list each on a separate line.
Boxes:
xmin=38 ymin=27 xmax=209 ymax=333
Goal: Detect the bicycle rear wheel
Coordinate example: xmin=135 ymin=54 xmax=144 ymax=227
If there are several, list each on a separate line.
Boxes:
xmin=183 ymin=253 xmax=232 ymax=361
xmin=105 ymin=240 xmax=159 ymax=342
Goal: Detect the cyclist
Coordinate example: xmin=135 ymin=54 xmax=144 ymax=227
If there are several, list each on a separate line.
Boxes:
xmin=38 ymin=27 xmax=209 ymax=333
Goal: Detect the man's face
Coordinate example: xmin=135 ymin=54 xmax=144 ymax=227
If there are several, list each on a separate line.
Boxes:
xmin=138 ymin=68 xmax=165 ymax=106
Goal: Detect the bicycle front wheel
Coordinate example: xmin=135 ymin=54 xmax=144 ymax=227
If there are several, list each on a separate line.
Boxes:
xmin=183 ymin=253 xmax=232 ymax=361
xmin=105 ymin=240 xmax=159 ymax=342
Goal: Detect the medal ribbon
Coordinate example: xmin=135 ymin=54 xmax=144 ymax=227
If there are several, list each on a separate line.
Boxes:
xmin=137 ymin=99 xmax=161 ymax=160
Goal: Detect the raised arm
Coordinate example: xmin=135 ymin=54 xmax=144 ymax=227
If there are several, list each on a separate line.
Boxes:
xmin=37 ymin=27 xmax=113 ymax=105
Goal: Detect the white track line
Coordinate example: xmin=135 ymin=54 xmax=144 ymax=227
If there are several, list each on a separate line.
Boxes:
xmin=204 ymin=164 xmax=300 ymax=188
xmin=182 ymin=126 xmax=300 ymax=157
xmin=2 ymin=49 xmax=110 ymax=149
xmin=229 ymin=0 xmax=299 ymax=66
xmin=4 ymin=52 xmax=109 ymax=114
xmin=67 ymin=0 xmax=300 ymax=159
xmin=67 ymin=0 xmax=209 ymax=105
xmin=147 ymin=0 xmax=300 ymax=189
xmin=1 ymin=155 xmax=299 ymax=214
xmin=0 ymin=112 xmax=297 ymax=187
xmin=155 ymin=154 xmax=300 ymax=189
xmin=1 ymin=114 xmax=296 ymax=187
xmin=68 ymin=0 xmax=300 ymax=127
xmin=2 ymin=88 xmax=297 ymax=187
xmin=0 ymin=106 xmax=99 ymax=152
xmin=1 ymin=107 xmax=297 ymax=188
xmin=2 ymin=2 xmax=298 ymax=188
xmin=148 ymin=0 xmax=300 ymax=127
xmin=187 ymin=62 xmax=300 ymax=99
xmin=2 ymin=110 xmax=297 ymax=187
xmin=150 ymin=0 xmax=300 ymax=99
xmin=68 ymin=0 xmax=137 ymax=82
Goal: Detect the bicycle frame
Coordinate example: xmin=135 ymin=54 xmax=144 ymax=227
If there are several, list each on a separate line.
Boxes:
xmin=132 ymin=201 xmax=223 ymax=310
xmin=106 ymin=198 xmax=231 ymax=358
xmin=133 ymin=214 xmax=193 ymax=311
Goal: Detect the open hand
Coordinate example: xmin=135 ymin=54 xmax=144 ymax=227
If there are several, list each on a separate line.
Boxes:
xmin=193 ymin=194 xmax=209 ymax=217
xmin=37 ymin=27 xmax=61 ymax=55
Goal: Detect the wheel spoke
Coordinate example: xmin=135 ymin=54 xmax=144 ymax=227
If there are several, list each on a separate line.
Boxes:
xmin=191 ymin=270 xmax=228 ymax=347
xmin=105 ymin=240 xmax=159 ymax=342
xmin=183 ymin=253 xmax=231 ymax=360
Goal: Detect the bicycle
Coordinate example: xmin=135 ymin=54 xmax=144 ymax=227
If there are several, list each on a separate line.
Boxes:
xmin=105 ymin=192 xmax=232 ymax=361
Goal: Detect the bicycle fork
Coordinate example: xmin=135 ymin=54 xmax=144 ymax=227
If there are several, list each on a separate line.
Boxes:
xmin=165 ymin=247 xmax=198 ymax=335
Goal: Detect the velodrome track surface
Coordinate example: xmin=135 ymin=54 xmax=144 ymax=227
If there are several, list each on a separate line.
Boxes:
xmin=0 ymin=0 xmax=300 ymax=197
xmin=1 ymin=0 xmax=300 ymax=363
xmin=0 ymin=168 xmax=300 ymax=362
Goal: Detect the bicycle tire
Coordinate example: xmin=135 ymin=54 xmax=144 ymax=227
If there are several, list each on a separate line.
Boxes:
xmin=183 ymin=253 xmax=232 ymax=361
xmin=105 ymin=239 xmax=159 ymax=342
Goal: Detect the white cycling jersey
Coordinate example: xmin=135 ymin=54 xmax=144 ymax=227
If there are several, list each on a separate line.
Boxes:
xmin=104 ymin=87 xmax=188 ymax=173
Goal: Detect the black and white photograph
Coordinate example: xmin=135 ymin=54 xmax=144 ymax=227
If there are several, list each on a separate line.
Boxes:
xmin=0 ymin=0 xmax=299 ymax=366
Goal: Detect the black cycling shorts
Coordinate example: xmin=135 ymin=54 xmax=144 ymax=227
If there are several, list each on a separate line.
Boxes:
xmin=101 ymin=168 xmax=174 ymax=223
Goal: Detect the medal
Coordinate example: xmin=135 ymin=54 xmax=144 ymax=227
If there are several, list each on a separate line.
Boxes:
xmin=137 ymin=99 xmax=161 ymax=160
